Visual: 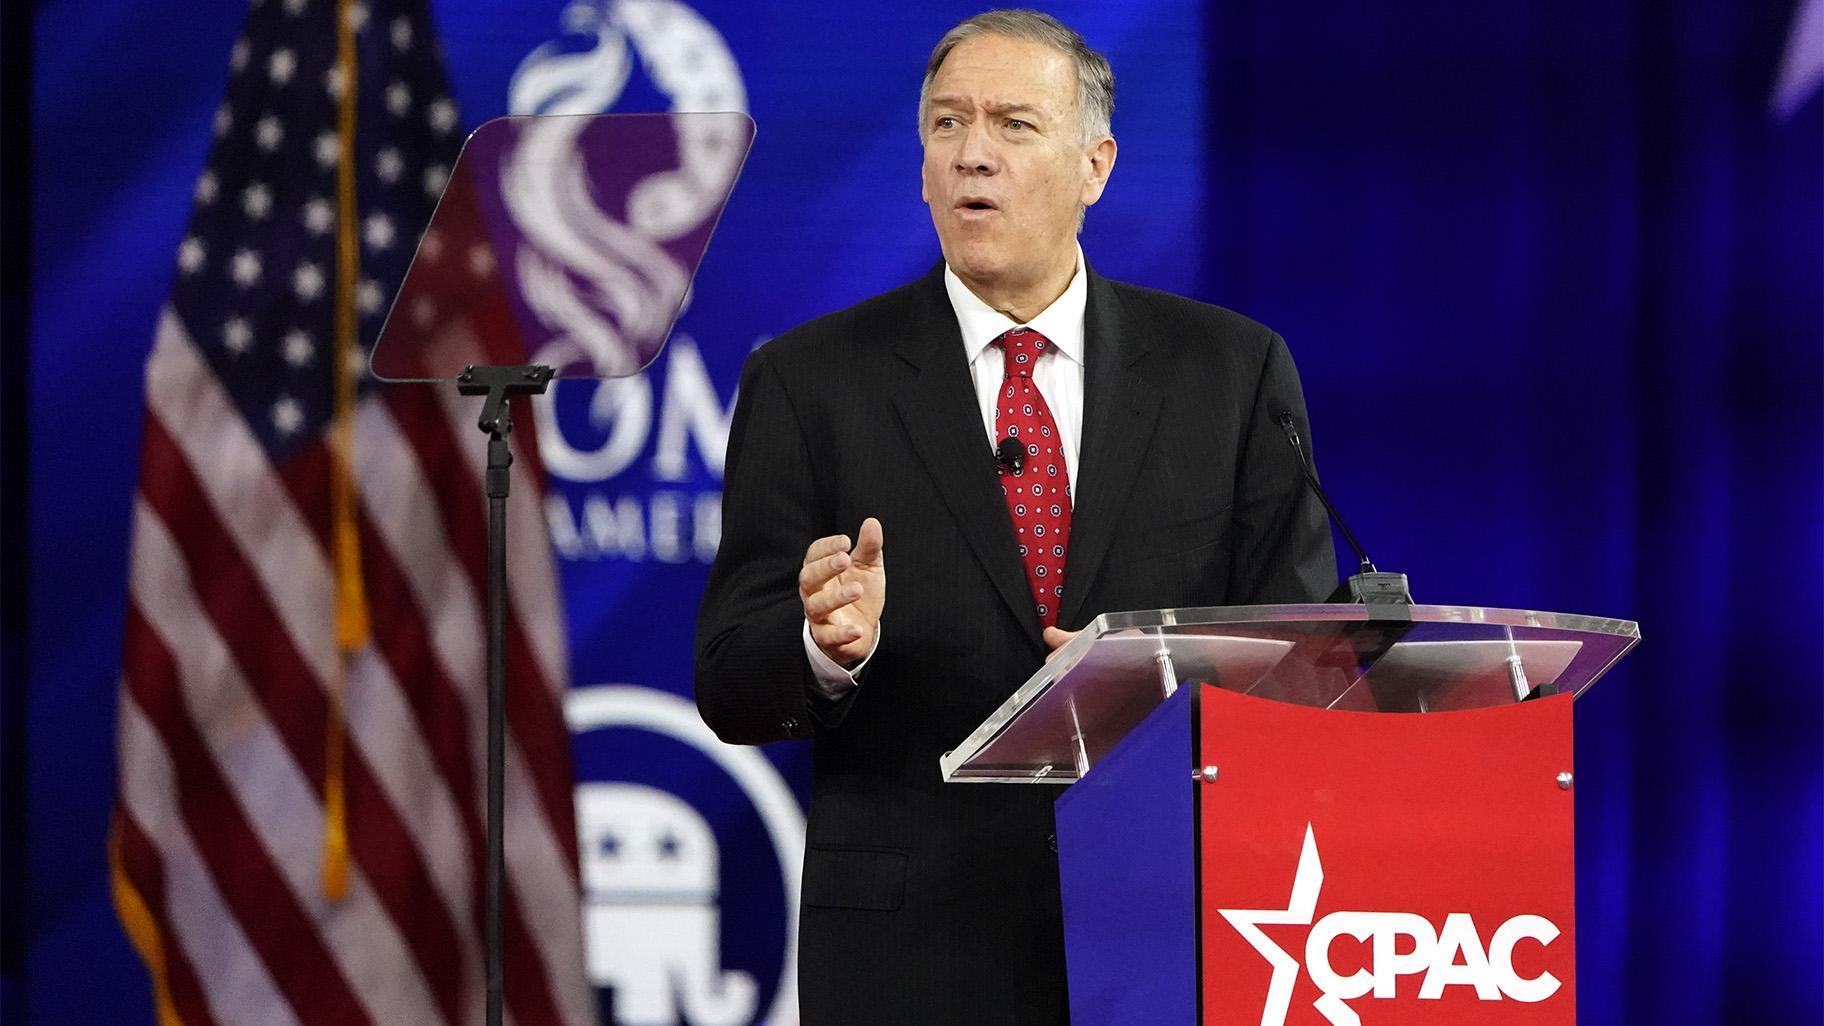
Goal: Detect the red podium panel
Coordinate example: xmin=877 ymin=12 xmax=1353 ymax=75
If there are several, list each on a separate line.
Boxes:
xmin=1198 ymin=684 xmax=1576 ymax=1026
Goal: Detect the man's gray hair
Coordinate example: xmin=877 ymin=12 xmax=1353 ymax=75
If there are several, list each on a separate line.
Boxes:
xmin=917 ymin=9 xmax=1115 ymax=146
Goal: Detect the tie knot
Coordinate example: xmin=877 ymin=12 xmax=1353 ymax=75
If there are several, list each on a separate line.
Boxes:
xmin=993 ymin=327 xmax=1050 ymax=378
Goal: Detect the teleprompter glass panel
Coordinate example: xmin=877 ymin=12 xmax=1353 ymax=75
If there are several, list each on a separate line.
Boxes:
xmin=370 ymin=112 xmax=755 ymax=382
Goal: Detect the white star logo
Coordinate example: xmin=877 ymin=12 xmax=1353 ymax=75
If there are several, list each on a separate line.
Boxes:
xmin=1217 ymin=823 xmax=1359 ymax=1026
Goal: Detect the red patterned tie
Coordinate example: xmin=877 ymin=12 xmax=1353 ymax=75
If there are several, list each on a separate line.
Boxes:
xmin=992 ymin=328 xmax=1072 ymax=629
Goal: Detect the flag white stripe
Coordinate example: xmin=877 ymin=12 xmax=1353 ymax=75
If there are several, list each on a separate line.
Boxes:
xmin=130 ymin=499 xmax=444 ymax=1026
xmin=118 ymin=695 xmax=303 ymax=1026
xmin=146 ymin=312 xmax=336 ymax=684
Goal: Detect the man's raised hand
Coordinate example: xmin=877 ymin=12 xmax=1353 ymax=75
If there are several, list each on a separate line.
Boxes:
xmin=801 ymin=517 xmax=885 ymax=665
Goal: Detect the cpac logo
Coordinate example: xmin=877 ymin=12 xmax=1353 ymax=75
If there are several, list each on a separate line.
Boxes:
xmin=1219 ymin=824 xmax=1562 ymax=1026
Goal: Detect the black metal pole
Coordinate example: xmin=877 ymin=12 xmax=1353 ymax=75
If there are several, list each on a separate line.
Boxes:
xmin=455 ymin=364 xmax=553 ymax=1026
xmin=483 ymin=425 xmax=510 ymax=1026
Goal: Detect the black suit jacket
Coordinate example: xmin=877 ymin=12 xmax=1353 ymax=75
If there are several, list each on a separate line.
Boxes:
xmin=695 ymin=263 xmax=1335 ymax=1025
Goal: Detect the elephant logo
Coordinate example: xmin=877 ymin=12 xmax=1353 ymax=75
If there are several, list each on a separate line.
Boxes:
xmin=578 ymin=783 xmax=756 ymax=1025
xmin=567 ymin=685 xmax=804 ymax=1026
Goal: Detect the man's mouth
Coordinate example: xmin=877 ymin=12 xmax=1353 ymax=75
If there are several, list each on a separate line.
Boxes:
xmin=956 ymin=197 xmax=999 ymax=213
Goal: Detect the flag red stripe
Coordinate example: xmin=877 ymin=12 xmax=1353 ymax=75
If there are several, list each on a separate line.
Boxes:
xmin=114 ymin=806 xmax=223 ymax=1026
xmin=380 ymin=386 xmax=580 ymax=876
xmin=355 ymin=508 xmax=568 ymax=1025
xmin=136 ymin=417 xmax=469 ymax=1025
xmin=122 ymin=605 xmax=373 ymax=1026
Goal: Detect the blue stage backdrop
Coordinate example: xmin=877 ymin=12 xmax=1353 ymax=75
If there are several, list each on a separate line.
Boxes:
xmin=21 ymin=1 xmax=1820 ymax=1024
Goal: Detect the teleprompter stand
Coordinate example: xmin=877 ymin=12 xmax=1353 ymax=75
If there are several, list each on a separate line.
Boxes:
xmin=369 ymin=112 xmax=755 ymax=1026
xmin=455 ymin=364 xmax=554 ymax=1026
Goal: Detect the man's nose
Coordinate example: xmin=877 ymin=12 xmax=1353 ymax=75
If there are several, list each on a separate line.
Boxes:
xmin=953 ymin=121 xmax=999 ymax=175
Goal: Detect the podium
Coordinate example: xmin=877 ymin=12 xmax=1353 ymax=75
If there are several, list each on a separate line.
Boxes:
xmin=940 ymin=604 xmax=1639 ymax=1026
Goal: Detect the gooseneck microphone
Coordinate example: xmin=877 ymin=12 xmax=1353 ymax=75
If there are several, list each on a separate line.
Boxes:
xmin=1273 ymin=411 xmax=1413 ymax=614
xmin=995 ymin=436 xmax=1024 ymax=474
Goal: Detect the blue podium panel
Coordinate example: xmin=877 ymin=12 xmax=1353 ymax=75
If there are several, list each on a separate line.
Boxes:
xmin=1053 ymin=685 xmax=1197 ymax=1026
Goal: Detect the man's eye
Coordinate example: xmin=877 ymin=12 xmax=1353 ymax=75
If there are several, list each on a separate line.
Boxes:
xmin=1006 ymin=119 xmax=1028 ymax=131
xmin=934 ymin=116 xmax=958 ymax=130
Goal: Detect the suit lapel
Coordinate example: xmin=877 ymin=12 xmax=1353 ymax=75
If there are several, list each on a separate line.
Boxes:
xmin=1059 ymin=271 xmax=1164 ymax=627
xmin=888 ymin=267 xmax=1044 ymax=647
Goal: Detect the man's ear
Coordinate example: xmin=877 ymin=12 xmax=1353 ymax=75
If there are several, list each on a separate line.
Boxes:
xmin=1080 ymin=135 xmax=1117 ymax=208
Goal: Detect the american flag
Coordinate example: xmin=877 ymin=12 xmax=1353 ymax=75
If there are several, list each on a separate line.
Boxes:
xmin=109 ymin=0 xmax=596 ymax=1023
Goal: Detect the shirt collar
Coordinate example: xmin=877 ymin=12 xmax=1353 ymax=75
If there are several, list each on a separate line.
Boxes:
xmin=943 ymin=245 xmax=1088 ymax=368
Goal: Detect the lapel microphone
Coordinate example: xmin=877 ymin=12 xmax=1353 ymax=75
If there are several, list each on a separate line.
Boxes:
xmin=995 ymin=436 xmax=1024 ymax=474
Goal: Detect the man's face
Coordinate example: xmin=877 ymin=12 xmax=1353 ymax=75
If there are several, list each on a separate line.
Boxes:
xmin=920 ymin=33 xmax=1113 ymax=300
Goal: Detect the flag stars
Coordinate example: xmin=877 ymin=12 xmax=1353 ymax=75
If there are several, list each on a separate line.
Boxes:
xmin=241 ymin=182 xmax=273 ymax=220
xmin=255 ymin=115 xmax=284 ymax=153
xmin=223 ymin=317 xmax=254 ymax=355
xmin=283 ymin=0 xmax=308 ymax=14
xmin=375 ymin=147 xmax=403 ymax=183
xmin=363 ymin=213 xmax=395 ymax=252
xmin=390 ymin=16 xmax=413 ymax=50
xmin=293 ymin=261 xmax=326 ymax=301
xmin=231 ymin=38 xmax=251 ymax=72
xmin=177 ymin=237 xmax=206 ymax=275
xmin=271 ymin=396 xmax=304 ymax=436
xmin=345 ymin=1 xmax=369 ymax=32
xmin=314 ymin=131 xmax=339 ymax=170
xmin=214 ymin=104 xmax=233 ymax=138
xmin=386 ymin=82 xmax=412 ymax=117
xmin=467 ymin=244 xmax=495 ymax=277
xmin=302 ymin=196 xmax=334 ymax=235
xmin=195 ymin=171 xmax=219 ymax=205
xmin=230 ymin=248 xmax=263 ymax=288
xmin=281 ymin=329 xmax=315 ymax=367
xmin=422 ymin=164 xmax=449 ymax=199
xmin=418 ymin=229 xmax=443 ymax=261
xmin=427 ymin=98 xmax=456 ymax=135
xmin=324 ymin=66 xmax=345 ymax=101
xmin=268 ymin=48 xmax=296 ymax=86
xmin=410 ymin=297 xmax=437 ymax=327
xmin=357 ymin=278 xmax=384 ymax=316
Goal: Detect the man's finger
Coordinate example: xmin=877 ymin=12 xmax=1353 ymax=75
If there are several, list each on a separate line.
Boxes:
xmin=802 ymin=533 xmax=852 ymax=565
xmin=851 ymin=517 xmax=884 ymax=566
xmin=809 ymin=619 xmax=865 ymax=653
xmin=804 ymin=581 xmax=864 ymax=620
xmin=798 ymin=550 xmax=853 ymax=595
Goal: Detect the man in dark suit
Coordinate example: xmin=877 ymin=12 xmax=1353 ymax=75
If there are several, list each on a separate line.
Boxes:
xmin=695 ymin=10 xmax=1335 ymax=1024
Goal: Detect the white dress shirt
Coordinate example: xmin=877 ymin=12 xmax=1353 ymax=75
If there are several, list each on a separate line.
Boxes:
xmin=802 ymin=251 xmax=1090 ymax=696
